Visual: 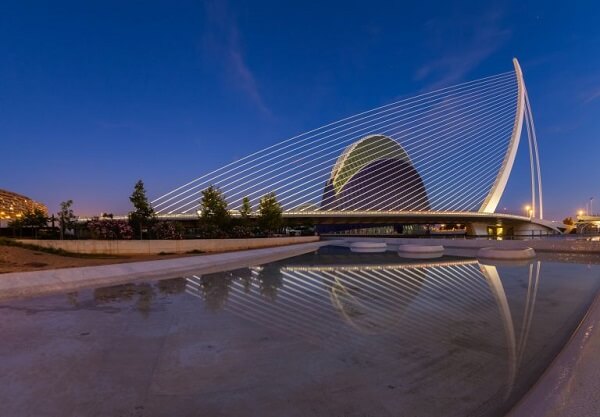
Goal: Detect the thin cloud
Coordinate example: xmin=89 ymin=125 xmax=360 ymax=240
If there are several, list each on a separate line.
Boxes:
xmin=202 ymin=1 xmax=271 ymax=117
xmin=415 ymin=11 xmax=511 ymax=90
xmin=583 ymin=88 xmax=600 ymax=104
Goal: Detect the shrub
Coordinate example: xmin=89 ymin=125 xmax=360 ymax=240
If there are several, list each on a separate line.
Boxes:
xmin=229 ymin=225 xmax=254 ymax=238
xmin=194 ymin=223 xmax=228 ymax=239
xmin=87 ymin=218 xmax=133 ymax=240
xmin=152 ymin=222 xmax=183 ymax=240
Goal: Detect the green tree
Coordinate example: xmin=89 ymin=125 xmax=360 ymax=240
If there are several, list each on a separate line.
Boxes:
xmin=240 ymin=196 xmax=252 ymax=219
xmin=258 ymin=192 xmax=282 ymax=235
xmin=58 ymin=200 xmax=76 ymax=240
xmin=199 ymin=186 xmax=230 ymax=229
xmin=23 ymin=208 xmax=48 ymax=238
xmin=129 ymin=180 xmax=155 ymax=239
xmin=8 ymin=215 xmax=24 ymax=237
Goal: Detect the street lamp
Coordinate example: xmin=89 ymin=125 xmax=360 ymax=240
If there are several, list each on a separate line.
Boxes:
xmin=524 ymin=205 xmax=532 ymax=219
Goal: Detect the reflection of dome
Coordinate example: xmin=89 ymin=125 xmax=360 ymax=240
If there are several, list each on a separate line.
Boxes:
xmin=321 ymin=134 xmax=429 ymax=211
xmin=328 ymin=267 xmax=425 ymax=334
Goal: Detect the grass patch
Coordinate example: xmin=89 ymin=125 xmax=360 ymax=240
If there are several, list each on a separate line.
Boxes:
xmin=0 ymin=237 xmax=123 ymax=259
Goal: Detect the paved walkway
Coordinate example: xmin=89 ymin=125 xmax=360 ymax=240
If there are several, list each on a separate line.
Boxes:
xmin=0 ymin=240 xmax=333 ymax=301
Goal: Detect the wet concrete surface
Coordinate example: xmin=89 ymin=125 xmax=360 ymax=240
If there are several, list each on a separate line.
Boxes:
xmin=0 ymin=248 xmax=598 ymax=417
xmin=507 ymin=293 xmax=600 ymax=417
xmin=0 ymin=241 xmax=333 ymax=301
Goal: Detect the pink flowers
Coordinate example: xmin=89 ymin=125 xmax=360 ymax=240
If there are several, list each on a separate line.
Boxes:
xmin=87 ymin=218 xmax=133 ymax=240
xmin=152 ymin=222 xmax=183 ymax=240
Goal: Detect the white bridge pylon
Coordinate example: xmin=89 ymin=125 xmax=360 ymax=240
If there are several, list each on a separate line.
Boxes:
xmin=153 ymin=58 xmax=543 ymax=219
xmin=480 ymin=58 xmax=543 ymax=219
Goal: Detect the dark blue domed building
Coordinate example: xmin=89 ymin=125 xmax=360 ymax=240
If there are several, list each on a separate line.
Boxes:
xmin=318 ymin=134 xmax=429 ymax=234
xmin=321 ymin=134 xmax=429 ymax=211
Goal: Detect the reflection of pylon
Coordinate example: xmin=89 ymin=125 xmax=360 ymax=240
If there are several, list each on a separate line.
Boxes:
xmin=479 ymin=260 xmax=540 ymax=399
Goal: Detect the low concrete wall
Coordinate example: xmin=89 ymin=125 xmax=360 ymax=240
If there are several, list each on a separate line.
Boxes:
xmin=323 ymin=236 xmax=600 ymax=254
xmin=17 ymin=236 xmax=319 ymax=255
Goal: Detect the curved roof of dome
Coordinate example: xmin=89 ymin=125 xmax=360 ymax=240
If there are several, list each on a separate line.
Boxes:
xmin=330 ymin=134 xmax=411 ymax=194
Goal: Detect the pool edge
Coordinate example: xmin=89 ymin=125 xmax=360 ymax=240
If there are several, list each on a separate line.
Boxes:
xmin=0 ymin=240 xmax=340 ymax=301
xmin=506 ymin=291 xmax=600 ymax=417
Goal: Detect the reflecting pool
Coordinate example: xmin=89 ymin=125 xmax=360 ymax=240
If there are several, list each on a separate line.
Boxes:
xmin=1 ymin=247 xmax=599 ymax=417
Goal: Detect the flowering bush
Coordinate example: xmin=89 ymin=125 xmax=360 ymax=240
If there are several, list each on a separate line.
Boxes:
xmin=195 ymin=223 xmax=228 ymax=239
xmin=87 ymin=218 xmax=133 ymax=240
xmin=229 ymin=225 xmax=254 ymax=238
xmin=152 ymin=222 xmax=183 ymax=240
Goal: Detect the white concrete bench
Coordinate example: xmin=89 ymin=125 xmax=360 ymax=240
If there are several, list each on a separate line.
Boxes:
xmin=397 ymin=244 xmax=444 ymax=259
xmin=397 ymin=244 xmax=444 ymax=253
xmin=477 ymin=247 xmax=536 ymax=260
xmin=350 ymin=242 xmax=388 ymax=253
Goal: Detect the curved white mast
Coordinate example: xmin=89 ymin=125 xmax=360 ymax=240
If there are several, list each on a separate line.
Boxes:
xmin=480 ymin=58 xmax=544 ymax=219
xmin=479 ymin=58 xmax=526 ymax=214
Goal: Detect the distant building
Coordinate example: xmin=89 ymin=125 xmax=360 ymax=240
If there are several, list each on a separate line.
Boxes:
xmin=321 ymin=134 xmax=430 ymax=211
xmin=0 ymin=189 xmax=48 ymax=221
xmin=575 ymin=214 xmax=600 ymax=234
xmin=318 ymin=134 xmax=430 ymax=235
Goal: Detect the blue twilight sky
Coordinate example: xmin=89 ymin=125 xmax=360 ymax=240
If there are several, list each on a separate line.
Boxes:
xmin=1 ymin=1 xmax=599 ymax=219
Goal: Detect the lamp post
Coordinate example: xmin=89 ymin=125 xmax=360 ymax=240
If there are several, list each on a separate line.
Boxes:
xmin=524 ymin=205 xmax=532 ymax=219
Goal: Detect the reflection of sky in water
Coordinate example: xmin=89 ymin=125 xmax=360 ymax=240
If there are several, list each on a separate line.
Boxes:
xmin=182 ymin=248 xmax=599 ymax=415
xmin=0 ymin=247 xmax=599 ymax=417
xmin=187 ymin=257 xmax=536 ymax=399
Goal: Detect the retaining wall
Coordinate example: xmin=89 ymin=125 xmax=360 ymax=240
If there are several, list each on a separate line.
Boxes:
xmin=17 ymin=236 xmax=319 ymax=255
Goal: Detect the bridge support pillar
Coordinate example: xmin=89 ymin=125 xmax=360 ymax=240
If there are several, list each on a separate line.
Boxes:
xmin=466 ymin=222 xmax=489 ymax=237
xmin=513 ymin=222 xmax=553 ymax=237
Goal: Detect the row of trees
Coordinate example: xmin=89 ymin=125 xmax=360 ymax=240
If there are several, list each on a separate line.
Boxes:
xmin=6 ymin=180 xmax=285 ymax=240
xmin=125 ymin=181 xmax=284 ymax=239
xmin=199 ymin=186 xmax=283 ymax=236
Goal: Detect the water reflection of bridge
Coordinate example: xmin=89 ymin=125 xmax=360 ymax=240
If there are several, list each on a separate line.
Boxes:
xmin=185 ymin=258 xmax=541 ymax=398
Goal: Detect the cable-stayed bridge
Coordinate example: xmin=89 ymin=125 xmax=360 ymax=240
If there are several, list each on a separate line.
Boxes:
xmin=153 ymin=59 xmax=558 ymax=235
